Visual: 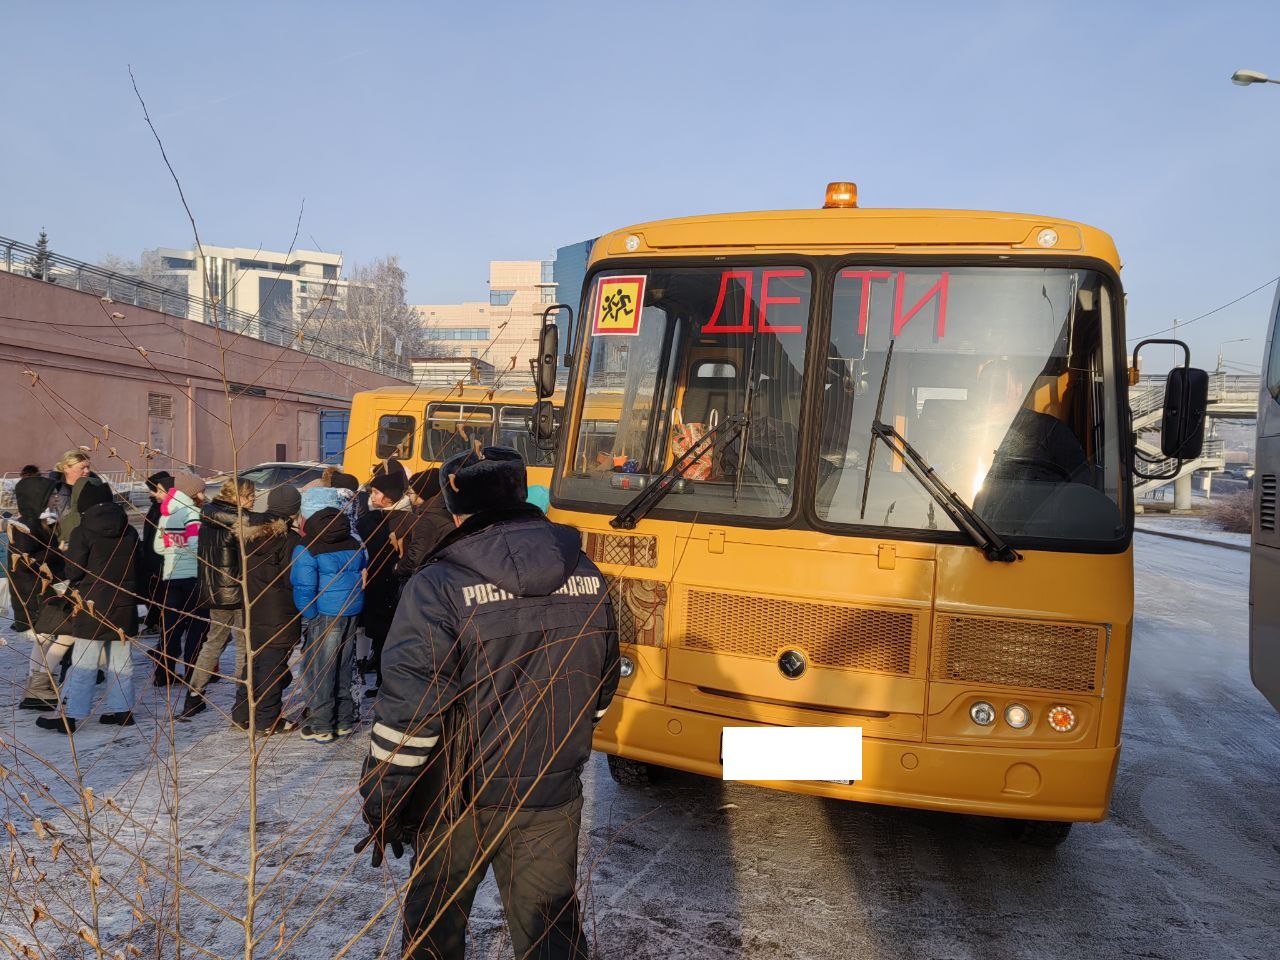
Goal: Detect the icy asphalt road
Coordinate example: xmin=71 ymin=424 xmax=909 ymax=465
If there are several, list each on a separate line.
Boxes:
xmin=572 ymin=535 xmax=1280 ymax=960
xmin=2 ymin=534 xmax=1278 ymax=959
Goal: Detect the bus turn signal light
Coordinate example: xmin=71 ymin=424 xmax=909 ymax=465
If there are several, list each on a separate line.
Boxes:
xmin=1047 ymin=705 xmax=1077 ymax=732
xmin=823 ymin=181 xmax=858 ymax=209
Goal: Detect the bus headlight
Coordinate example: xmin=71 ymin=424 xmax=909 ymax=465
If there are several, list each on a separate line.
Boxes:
xmin=969 ymin=701 xmax=996 ymax=726
xmin=1004 ymin=703 xmax=1031 ymax=729
xmin=619 ymin=656 xmax=635 ymax=679
xmin=1047 ymin=705 xmax=1077 ymax=732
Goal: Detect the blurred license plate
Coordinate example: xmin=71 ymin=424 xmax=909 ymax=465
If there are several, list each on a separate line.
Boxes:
xmin=721 ymin=727 xmax=862 ymax=782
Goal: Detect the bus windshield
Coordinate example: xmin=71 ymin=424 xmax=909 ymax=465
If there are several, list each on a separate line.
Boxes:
xmin=560 ymin=262 xmax=1124 ymax=545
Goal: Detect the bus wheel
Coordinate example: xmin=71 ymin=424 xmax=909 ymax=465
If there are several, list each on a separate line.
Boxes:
xmin=607 ymin=754 xmax=663 ymax=788
xmin=1004 ymin=819 xmax=1073 ymax=847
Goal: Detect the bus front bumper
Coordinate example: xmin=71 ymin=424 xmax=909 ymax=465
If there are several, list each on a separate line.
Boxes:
xmin=593 ymin=698 xmax=1119 ymax=823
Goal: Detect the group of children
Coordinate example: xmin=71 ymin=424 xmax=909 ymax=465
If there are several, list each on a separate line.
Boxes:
xmin=6 ymin=452 xmax=456 ymax=741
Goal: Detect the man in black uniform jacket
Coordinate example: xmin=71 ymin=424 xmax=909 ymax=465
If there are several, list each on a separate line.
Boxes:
xmin=358 ymin=447 xmax=619 ymax=960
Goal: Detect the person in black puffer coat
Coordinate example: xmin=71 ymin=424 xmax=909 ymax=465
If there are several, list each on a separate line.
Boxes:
xmin=231 ymin=485 xmax=304 ymax=735
xmin=35 ymin=480 xmax=141 ymax=735
xmin=356 ymin=471 xmax=414 ymax=696
xmin=392 ymin=469 xmax=454 ymax=583
xmin=359 ymin=448 xmax=619 ymax=960
xmin=7 ymin=474 xmax=67 ymax=710
xmin=183 ymin=477 xmax=256 ymax=718
xmin=7 ymin=474 xmax=61 ymax=632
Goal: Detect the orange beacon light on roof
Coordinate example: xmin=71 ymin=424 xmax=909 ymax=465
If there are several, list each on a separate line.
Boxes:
xmin=823 ymin=181 xmax=858 ymax=209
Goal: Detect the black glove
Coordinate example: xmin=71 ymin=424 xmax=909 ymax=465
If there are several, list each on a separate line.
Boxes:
xmin=355 ymin=818 xmax=410 ymax=868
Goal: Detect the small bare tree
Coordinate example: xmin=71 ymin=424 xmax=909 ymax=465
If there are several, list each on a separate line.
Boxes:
xmin=98 ymin=249 xmax=183 ymax=292
xmin=338 ymin=256 xmax=426 ymax=362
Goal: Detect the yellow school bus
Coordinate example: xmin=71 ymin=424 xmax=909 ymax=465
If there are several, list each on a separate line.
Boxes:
xmin=542 ymin=183 xmax=1206 ymax=844
xmin=343 ymin=384 xmax=561 ymax=487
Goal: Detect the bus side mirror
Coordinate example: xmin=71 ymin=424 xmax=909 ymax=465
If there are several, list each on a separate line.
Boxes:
xmin=532 ymin=399 xmax=556 ymax=442
xmin=536 ymin=321 xmax=558 ymax=400
xmin=1160 ymin=366 xmax=1209 ymax=459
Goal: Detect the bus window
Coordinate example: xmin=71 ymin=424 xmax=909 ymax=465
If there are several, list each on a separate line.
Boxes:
xmin=498 ymin=405 xmax=559 ymax=465
xmin=816 ymin=266 xmax=1123 ymax=543
xmin=561 ymin=266 xmax=809 ymax=519
xmin=375 ymin=415 xmax=415 ymax=459
xmin=423 ymin=404 xmax=495 ymax=462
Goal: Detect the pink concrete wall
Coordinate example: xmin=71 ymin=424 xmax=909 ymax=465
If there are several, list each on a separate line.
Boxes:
xmin=0 ymin=271 xmax=406 ymax=477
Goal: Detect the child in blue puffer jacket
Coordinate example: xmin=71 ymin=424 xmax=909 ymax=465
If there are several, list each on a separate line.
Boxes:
xmin=292 ymin=487 xmax=367 ymax=742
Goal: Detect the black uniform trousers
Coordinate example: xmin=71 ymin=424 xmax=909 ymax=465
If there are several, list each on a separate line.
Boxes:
xmin=402 ymin=794 xmax=588 ymax=960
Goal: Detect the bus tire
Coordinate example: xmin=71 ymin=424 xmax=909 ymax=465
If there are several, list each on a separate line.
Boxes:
xmin=607 ymin=754 xmax=663 ymax=788
xmin=1004 ymin=818 xmax=1073 ymax=847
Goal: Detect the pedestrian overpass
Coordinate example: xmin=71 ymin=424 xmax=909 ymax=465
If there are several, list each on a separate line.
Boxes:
xmin=1130 ymin=371 xmax=1259 ymax=504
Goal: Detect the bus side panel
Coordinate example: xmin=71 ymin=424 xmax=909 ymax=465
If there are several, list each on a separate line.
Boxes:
xmin=1252 ymin=286 xmax=1280 ymax=712
xmin=343 ymin=393 xmax=377 ymax=483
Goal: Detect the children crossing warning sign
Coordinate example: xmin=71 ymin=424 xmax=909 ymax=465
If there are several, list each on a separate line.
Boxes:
xmin=591 ymin=275 xmax=646 ymax=335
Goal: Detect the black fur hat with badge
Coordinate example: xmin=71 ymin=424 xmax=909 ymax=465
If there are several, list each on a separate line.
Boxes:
xmin=439 ymin=446 xmax=527 ymax=517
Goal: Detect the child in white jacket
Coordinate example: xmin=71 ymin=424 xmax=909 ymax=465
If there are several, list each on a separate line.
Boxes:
xmin=151 ymin=470 xmax=206 ymax=686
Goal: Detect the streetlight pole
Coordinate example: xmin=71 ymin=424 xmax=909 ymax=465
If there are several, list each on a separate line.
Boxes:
xmin=1217 ymin=337 xmax=1250 ymax=372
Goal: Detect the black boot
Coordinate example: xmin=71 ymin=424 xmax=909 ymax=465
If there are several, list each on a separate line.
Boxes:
xmin=100 ymin=712 xmax=136 ymax=727
xmin=179 ymin=696 xmax=208 ymax=720
xmin=19 ymin=697 xmax=58 ymax=712
xmin=35 ymin=715 xmax=76 ymax=735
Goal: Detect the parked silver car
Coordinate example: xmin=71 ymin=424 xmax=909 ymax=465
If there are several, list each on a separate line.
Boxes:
xmin=203 ymin=461 xmax=329 ymax=510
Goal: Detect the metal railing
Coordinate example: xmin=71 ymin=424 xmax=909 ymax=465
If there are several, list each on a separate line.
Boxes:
xmin=1 ymin=235 xmax=409 ymax=379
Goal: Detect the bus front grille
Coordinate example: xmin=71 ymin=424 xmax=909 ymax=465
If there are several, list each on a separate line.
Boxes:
xmin=931 ymin=614 xmax=1104 ymax=693
xmin=682 ymin=590 xmax=918 ymax=675
xmin=584 ymin=532 xmax=658 ymax=568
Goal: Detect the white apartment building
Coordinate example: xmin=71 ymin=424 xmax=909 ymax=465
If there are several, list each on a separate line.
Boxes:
xmin=415 ymin=260 xmax=557 ymax=382
xmin=155 ymin=244 xmax=346 ymax=337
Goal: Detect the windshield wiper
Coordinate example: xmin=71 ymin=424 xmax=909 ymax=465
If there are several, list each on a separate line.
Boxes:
xmin=860 ymin=343 xmax=1019 ymax=563
xmin=611 ymin=414 xmax=747 ymax=530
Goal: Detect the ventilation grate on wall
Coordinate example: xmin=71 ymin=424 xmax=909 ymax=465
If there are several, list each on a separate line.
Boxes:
xmin=148 ymin=393 xmax=174 ymax=419
xmin=1261 ymin=475 xmax=1276 ymax=532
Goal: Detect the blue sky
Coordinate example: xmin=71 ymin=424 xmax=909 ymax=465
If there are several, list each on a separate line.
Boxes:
xmin=4 ymin=0 xmax=1279 ymax=371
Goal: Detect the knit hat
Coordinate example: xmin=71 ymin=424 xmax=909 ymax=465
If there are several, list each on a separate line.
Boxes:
xmin=76 ymin=478 xmax=114 ymax=511
xmin=439 ymin=447 xmax=527 ymax=516
xmin=409 ymin=468 xmax=440 ymax=501
xmin=267 ymin=484 xmax=302 ymax=518
xmin=369 ymin=473 xmax=407 ymax=502
xmin=15 ymin=476 xmax=58 ymax=525
xmin=330 ymin=472 xmax=359 ymax=492
xmin=300 ymin=486 xmax=344 ymax=520
xmin=172 ymin=470 xmax=205 ymax=498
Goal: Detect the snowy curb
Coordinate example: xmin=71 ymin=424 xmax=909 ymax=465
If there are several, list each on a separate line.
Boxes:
xmin=1134 ymin=526 xmax=1249 ymax=553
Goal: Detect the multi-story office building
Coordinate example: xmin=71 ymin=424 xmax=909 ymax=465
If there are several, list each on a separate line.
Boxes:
xmin=552 ymin=238 xmax=596 ymax=354
xmin=415 ymin=260 xmax=556 ymax=382
xmin=154 ymin=244 xmax=346 ymax=339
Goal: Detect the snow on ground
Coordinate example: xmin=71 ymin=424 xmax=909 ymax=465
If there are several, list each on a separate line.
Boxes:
xmin=0 ymin=634 xmax=413 ymax=958
xmin=2 ymin=533 xmax=1279 ymax=959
